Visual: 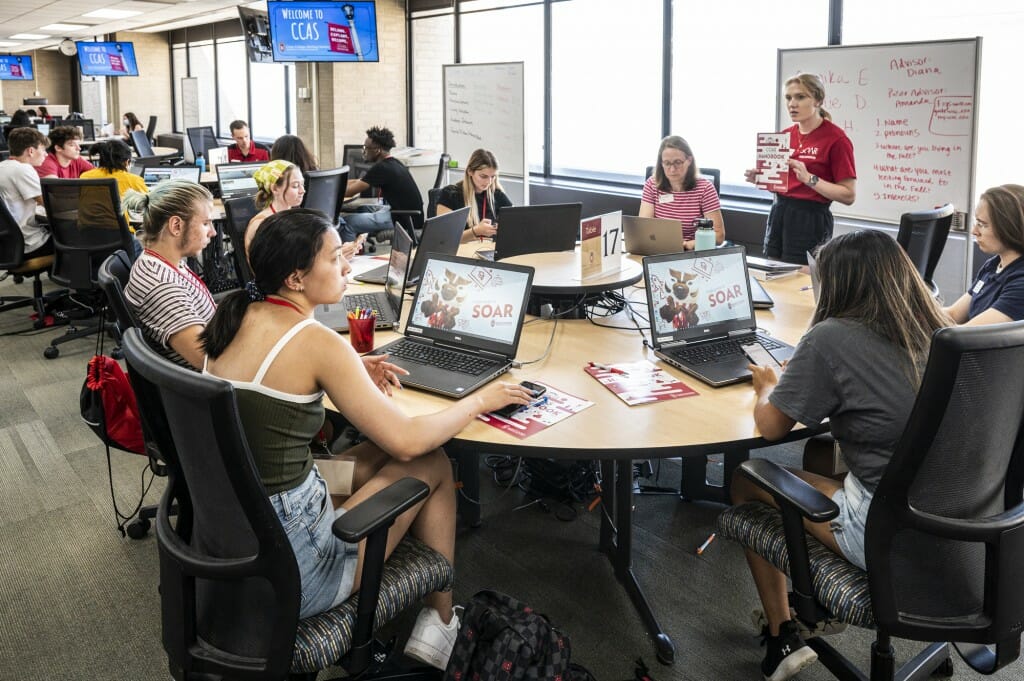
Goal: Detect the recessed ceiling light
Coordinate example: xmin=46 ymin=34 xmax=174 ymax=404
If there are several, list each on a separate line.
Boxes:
xmin=82 ymin=9 xmax=143 ymax=19
xmin=9 ymin=33 xmax=49 ymax=40
xmin=41 ymin=23 xmax=89 ymax=31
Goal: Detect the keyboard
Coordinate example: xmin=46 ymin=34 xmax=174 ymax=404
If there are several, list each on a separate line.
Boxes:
xmin=344 ymin=293 xmax=395 ymax=323
xmin=669 ymin=335 xmax=785 ymax=365
xmin=386 ymin=340 xmax=500 ymax=376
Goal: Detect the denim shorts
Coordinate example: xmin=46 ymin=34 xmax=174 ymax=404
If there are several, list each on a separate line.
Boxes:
xmin=269 ymin=466 xmax=359 ymax=618
xmin=830 ymin=473 xmax=873 ymax=571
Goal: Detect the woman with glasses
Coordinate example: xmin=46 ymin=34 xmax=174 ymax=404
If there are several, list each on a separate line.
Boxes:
xmin=640 ymin=135 xmax=725 ymax=250
xmin=944 ymin=184 xmax=1024 ymax=324
xmin=745 ymin=73 xmax=857 ymax=264
xmin=436 ymin=148 xmax=512 ymax=243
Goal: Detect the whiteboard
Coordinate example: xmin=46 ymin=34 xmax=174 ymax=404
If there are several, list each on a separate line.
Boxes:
xmin=181 ymin=77 xmax=200 ymax=129
xmin=443 ymin=62 xmax=526 ymax=178
xmin=80 ymin=80 xmax=103 ymax=126
xmin=778 ymin=38 xmax=980 ymax=224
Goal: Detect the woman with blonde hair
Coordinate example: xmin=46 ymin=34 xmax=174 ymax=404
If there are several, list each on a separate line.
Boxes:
xmin=245 ymin=159 xmax=305 ymax=254
xmin=436 ymin=148 xmax=512 ymax=243
xmin=745 ymin=73 xmax=857 ymax=264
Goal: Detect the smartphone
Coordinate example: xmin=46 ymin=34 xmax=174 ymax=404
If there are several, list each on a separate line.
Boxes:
xmin=492 ymin=381 xmax=547 ymax=418
xmin=742 ymin=342 xmax=783 ymax=372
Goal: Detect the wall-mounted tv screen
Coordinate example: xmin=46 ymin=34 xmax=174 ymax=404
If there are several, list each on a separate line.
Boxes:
xmin=266 ymin=1 xmax=379 ymax=63
xmin=0 ymin=55 xmax=34 ymax=81
xmin=238 ymin=6 xmax=275 ymax=64
xmin=76 ymin=41 xmax=140 ymax=77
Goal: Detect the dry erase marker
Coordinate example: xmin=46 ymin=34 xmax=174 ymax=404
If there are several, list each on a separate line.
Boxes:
xmin=697 ymin=532 xmax=716 ymax=555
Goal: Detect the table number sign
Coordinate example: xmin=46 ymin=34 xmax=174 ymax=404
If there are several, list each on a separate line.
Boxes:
xmin=580 ymin=210 xmax=623 ymax=280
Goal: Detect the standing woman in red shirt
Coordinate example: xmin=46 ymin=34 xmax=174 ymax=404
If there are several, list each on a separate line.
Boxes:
xmin=746 ymin=74 xmax=857 ymax=264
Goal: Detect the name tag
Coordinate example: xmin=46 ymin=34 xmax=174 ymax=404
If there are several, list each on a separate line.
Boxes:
xmin=972 ymin=279 xmax=985 ymax=294
xmin=658 ymin=194 xmax=674 ymax=204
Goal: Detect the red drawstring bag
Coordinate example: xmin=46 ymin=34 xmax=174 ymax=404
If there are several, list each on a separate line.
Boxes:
xmin=80 ymin=354 xmax=145 ymax=455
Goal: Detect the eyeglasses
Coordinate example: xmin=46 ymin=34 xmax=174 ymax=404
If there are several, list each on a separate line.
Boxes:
xmin=362 ymin=144 xmax=378 ymax=151
xmin=662 ymin=159 xmax=688 ymax=169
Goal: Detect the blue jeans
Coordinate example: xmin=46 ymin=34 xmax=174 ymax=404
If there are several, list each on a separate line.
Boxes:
xmin=830 ymin=473 xmax=872 ymax=570
xmin=268 ymin=467 xmax=359 ymax=618
xmin=339 ymin=207 xmax=393 ymax=242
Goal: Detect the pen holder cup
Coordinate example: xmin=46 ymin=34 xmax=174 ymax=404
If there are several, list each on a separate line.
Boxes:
xmin=349 ymin=316 xmax=376 ymax=354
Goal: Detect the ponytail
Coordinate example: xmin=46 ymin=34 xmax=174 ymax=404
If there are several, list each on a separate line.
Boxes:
xmin=200 ymin=289 xmax=255 ymax=358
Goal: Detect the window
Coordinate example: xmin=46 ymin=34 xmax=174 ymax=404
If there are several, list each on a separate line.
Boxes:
xmin=187 ymin=41 xmax=217 ymax=130
xmin=216 ymin=39 xmax=248 ymax=135
xmin=411 ymin=13 xmax=454 ymax=151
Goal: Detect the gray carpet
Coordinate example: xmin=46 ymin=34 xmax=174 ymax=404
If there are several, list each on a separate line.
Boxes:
xmin=0 ymin=273 xmax=1021 ymax=681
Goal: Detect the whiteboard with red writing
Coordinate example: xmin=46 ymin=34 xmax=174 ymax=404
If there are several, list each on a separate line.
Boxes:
xmin=778 ymin=38 xmax=980 ymax=225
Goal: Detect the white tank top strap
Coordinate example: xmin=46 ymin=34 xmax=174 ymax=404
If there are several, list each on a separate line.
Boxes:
xmin=251 ymin=318 xmax=319 ymax=385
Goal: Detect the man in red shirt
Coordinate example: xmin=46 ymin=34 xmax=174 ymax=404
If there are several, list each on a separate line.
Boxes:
xmin=36 ymin=126 xmax=95 ymax=179
xmin=226 ymin=120 xmax=269 ymax=163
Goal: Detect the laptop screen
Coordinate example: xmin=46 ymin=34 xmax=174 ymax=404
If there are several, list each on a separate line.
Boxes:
xmin=406 ymin=254 xmax=534 ymax=356
xmin=216 ymin=162 xmax=264 ymax=199
xmin=643 ymin=246 xmax=757 ymax=345
xmin=407 ymin=206 xmax=469 ymax=283
xmin=143 ymin=166 xmax=201 ymax=186
xmin=384 ymin=224 xmax=412 ymax=309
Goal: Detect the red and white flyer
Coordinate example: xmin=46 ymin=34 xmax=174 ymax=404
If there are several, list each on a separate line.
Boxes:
xmin=478 ymin=383 xmax=593 ymax=440
xmin=584 ymin=360 xmax=698 ymax=405
xmin=754 ymin=132 xmax=792 ymax=193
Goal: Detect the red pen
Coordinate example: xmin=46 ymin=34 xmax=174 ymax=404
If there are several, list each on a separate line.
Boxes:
xmin=589 ymin=361 xmax=628 ymax=375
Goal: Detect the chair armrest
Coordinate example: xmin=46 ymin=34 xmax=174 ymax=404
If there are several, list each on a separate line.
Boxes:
xmin=738 ymin=459 xmax=839 ymax=523
xmin=332 ymin=477 xmax=429 ymax=543
xmin=388 ymin=209 xmax=422 ymax=216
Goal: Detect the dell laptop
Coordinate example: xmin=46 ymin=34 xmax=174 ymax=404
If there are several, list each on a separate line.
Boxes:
xmin=216 ymin=162 xmax=264 ymax=200
xmin=623 ymin=215 xmax=686 ymax=256
xmin=642 ymin=246 xmax=795 ymax=387
xmin=371 ymin=253 xmax=535 ymax=398
xmin=356 ymin=207 xmax=469 ymax=285
xmin=315 ymin=224 xmax=413 ymax=333
xmin=142 ymin=166 xmax=202 ymax=188
xmin=477 ymin=202 xmax=582 ymax=261
xmin=748 ymin=275 xmax=775 ymax=309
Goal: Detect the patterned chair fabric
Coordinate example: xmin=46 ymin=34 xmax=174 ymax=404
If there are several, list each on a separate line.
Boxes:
xmin=292 ymin=536 xmax=454 ymax=673
xmin=718 ymin=502 xmax=875 ymax=629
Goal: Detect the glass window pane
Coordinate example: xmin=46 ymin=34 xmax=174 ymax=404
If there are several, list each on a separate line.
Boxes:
xmin=187 ymin=42 xmax=217 ymax=130
xmin=672 ymin=1 xmax=830 ymax=192
xmin=172 ymin=47 xmax=186 ymax=131
xmin=460 ymin=5 xmax=544 ymax=172
xmin=550 ymin=0 xmax=662 ymax=180
xmin=843 ymin=0 xmax=1024 ymax=200
xmin=249 ymin=62 xmax=289 ymax=139
xmin=216 ymin=39 xmax=248 ymax=136
xmin=411 ymin=14 xmax=454 ymax=151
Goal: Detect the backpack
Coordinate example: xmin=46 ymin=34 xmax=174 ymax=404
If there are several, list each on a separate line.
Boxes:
xmin=445 ymin=590 xmax=594 ymax=681
xmin=80 ymin=353 xmax=145 ymax=454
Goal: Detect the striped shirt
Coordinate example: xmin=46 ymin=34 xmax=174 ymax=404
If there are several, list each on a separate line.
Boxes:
xmin=641 ymin=177 xmax=721 ymax=240
xmin=125 ymin=251 xmax=216 ymax=368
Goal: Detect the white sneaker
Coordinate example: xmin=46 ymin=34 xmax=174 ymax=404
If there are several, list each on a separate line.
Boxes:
xmin=403 ymin=606 xmax=462 ymax=670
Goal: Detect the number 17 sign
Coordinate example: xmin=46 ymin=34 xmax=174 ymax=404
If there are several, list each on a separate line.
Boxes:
xmin=580 ymin=210 xmax=623 ymax=280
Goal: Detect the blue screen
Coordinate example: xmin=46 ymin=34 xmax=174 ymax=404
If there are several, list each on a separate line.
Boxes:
xmin=0 ymin=55 xmax=34 ymax=81
xmin=267 ymin=1 xmax=379 ymax=63
xmin=76 ymin=42 xmax=140 ymax=77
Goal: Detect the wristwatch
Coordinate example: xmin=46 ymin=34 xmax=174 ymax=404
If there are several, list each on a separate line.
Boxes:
xmin=807 ymin=175 xmax=820 ymax=187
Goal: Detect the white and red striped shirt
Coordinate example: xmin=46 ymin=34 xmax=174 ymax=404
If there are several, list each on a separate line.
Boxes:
xmin=641 ymin=177 xmax=721 ymax=240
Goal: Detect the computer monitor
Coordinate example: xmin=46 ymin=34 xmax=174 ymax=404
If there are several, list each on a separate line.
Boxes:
xmin=67 ymin=119 xmax=95 ymax=141
xmin=186 ymin=126 xmax=219 ymax=164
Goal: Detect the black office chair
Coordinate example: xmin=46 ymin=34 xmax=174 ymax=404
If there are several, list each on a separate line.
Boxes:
xmin=132 ymin=129 xmax=155 ymax=158
xmin=301 ymin=165 xmax=349 ymax=226
xmin=40 ymin=178 xmax=135 ymax=359
xmin=222 ymin=196 xmax=258 ymax=286
xmin=719 ymin=322 xmax=1024 ymax=681
xmin=896 ymin=203 xmax=954 ymax=299
xmin=145 ymin=115 xmax=158 ymax=145
xmin=120 ymin=327 xmax=453 ymax=680
xmin=433 ymin=153 xmax=451 ymax=190
xmin=426 ymin=187 xmax=443 ymax=220
xmin=0 ymin=200 xmax=65 ymax=327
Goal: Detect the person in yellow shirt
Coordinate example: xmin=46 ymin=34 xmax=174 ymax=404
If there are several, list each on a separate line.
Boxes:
xmin=82 ymin=138 xmax=147 ymax=254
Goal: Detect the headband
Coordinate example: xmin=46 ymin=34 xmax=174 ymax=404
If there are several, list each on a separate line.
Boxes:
xmin=253 ymin=159 xmax=294 ymax=192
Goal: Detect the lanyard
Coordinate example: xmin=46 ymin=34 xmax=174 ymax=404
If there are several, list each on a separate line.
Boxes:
xmin=264 ymin=295 xmax=303 ymax=313
xmin=269 ymin=204 xmax=277 ymax=214
xmin=481 ymin=193 xmax=488 ymax=223
xmin=143 ymin=249 xmax=215 ymax=309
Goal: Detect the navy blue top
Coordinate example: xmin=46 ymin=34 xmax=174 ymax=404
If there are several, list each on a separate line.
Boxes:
xmin=968 ymin=255 xmax=1024 ymax=321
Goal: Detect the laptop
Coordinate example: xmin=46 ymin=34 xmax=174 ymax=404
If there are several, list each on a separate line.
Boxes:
xmin=314 ymin=224 xmax=413 ymax=333
xmin=807 ymin=249 xmax=821 ymax=302
xmin=623 ymin=215 xmax=685 ymax=256
xmin=642 ymin=246 xmax=795 ymax=387
xmin=477 ymin=202 xmax=582 ymax=261
xmin=371 ymin=253 xmax=535 ymax=398
xmin=355 ymin=207 xmax=469 ymax=285
xmin=748 ymin=275 xmax=774 ymax=309
xmin=142 ymin=166 xmax=202 ymax=188
xmin=216 ymin=162 xmax=264 ymax=200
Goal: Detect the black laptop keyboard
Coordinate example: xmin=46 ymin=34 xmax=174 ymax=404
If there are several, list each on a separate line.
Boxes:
xmin=386 ymin=340 xmax=500 ymax=376
xmin=671 ymin=335 xmax=786 ymax=365
xmin=344 ymin=293 xmax=396 ymax=324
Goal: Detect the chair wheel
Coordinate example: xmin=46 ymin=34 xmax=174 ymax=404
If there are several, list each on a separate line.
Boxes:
xmin=43 ymin=346 xmax=59 ymax=359
xmin=111 ymin=347 xmax=124 ymax=360
xmin=126 ymin=517 xmax=151 ymax=539
xmin=933 ymin=656 xmax=954 ymax=677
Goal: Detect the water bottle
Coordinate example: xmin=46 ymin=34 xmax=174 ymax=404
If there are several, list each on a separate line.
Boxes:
xmin=693 ymin=218 xmax=716 ymax=251
xmin=195 ymin=153 xmax=206 ymax=174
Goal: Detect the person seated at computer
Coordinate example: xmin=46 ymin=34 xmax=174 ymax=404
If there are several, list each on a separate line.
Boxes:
xmin=3 ymin=110 xmax=35 ymax=148
xmin=245 ymin=159 xmax=305 ymax=255
xmin=37 ymin=106 xmax=52 ymax=122
xmin=436 ymin=148 xmax=512 ymax=243
xmin=0 ymin=127 xmax=52 ymax=259
xmin=943 ymin=184 xmax=1024 ymax=325
xmin=731 ymin=229 xmax=949 ymax=681
xmin=36 ymin=126 xmax=94 ymax=179
xmin=341 ymin=125 xmax=424 ymax=242
xmin=120 ymin=112 xmax=144 ymax=141
xmin=82 ymin=139 xmax=147 ymax=197
xmin=271 ymin=134 xmax=318 ymax=176
xmin=123 ymin=180 xmax=216 ymax=369
xmin=639 ymin=135 xmax=725 ymax=250
xmin=200 ymin=208 xmax=533 ymax=668
xmin=227 ymin=119 xmax=270 ymax=163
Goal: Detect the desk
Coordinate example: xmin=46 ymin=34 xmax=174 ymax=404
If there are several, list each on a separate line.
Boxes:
xmin=361 ymin=271 xmax=818 ymax=664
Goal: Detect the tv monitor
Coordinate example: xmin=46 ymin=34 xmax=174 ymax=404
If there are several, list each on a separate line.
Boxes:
xmin=76 ymin=41 xmax=140 ymax=77
xmin=266 ymin=0 xmax=379 ymax=63
xmin=238 ymin=6 xmax=275 ymax=64
xmin=0 ymin=56 xmax=34 ymax=81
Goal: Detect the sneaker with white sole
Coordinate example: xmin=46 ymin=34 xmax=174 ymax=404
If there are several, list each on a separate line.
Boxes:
xmin=761 ymin=619 xmax=818 ymax=681
xmin=403 ymin=606 xmax=462 ymax=670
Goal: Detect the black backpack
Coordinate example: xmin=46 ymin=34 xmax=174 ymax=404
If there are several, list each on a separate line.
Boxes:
xmin=445 ymin=590 xmax=594 ymax=681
